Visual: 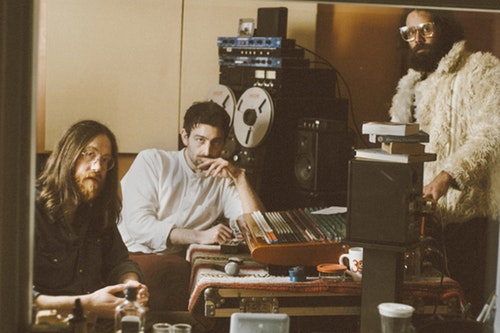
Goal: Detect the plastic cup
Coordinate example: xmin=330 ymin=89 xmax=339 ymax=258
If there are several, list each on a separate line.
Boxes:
xmin=378 ymin=302 xmax=415 ymax=333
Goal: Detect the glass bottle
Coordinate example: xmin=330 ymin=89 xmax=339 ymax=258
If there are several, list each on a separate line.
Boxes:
xmin=115 ymin=286 xmax=146 ymax=333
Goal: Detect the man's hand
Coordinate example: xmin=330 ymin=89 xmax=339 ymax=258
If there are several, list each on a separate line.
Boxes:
xmin=197 ymin=223 xmax=234 ymax=245
xmin=120 ymin=279 xmax=149 ymax=307
xmin=198 ymin=156 xmax=265 ymax=213
xmin=422 ymin=170 xmax=453 ymax=201
xmin=82 ymin=284 xmax=128 ymax=318
xmin=197 ymin=157 xmax=242 ymax=181
xmin=170 ymin=223 xmax=234 ymax=246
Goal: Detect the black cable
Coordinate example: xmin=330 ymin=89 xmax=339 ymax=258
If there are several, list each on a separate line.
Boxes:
xmin=296 ymin=43 xmax=371 ymax=148
xmin=422 ymin=211 xmax=453 ymax=317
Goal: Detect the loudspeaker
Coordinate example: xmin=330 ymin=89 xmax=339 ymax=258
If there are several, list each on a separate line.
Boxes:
xmin=346 ymin=159 xmax=423 ymax=247
xmin=255 ymin=7 xmax=288 ymax=39
xmin=220 ymin=67 xmax=344 ymax=211
xmin=294 ymin=118 xmax=350 ymax=192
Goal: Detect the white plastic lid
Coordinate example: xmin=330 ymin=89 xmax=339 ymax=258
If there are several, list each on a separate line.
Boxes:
xmin=377 ymin=303 xmax=415 ymax=318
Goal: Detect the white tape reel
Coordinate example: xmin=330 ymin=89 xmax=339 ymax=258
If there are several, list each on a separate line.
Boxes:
xmin=233 ymin=87 xmax=274 ymax=148
xmin=207 ymin=84 xmax=236 ymax=127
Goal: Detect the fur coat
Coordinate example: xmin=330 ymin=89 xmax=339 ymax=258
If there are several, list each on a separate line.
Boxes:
xmin=389 ymin=41 xmax=500 ymax=225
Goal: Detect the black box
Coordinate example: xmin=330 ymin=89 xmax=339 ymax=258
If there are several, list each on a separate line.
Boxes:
xmin=255 ymin=7 xmax=288 ymax=39
xmin=294 ymin=118 xmax=350 ymax=193
xmin=346 ymin=159 xmax=423 ymax=247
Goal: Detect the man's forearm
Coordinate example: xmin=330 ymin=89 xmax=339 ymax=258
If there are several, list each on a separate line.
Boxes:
xmin=35 ymin=294 xmax=88 ymax=314
xmin=169 ymin=227 xmax=202 ymax=245
xmin=233 ymin=171 xmax=265 ymax=213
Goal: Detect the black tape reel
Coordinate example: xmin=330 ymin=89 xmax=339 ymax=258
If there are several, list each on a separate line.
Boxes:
xmin=233 ymin=87 xmax=274 ymax=148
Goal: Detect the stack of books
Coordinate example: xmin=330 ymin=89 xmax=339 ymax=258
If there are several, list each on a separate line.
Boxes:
xmin=355 ymin=121 xmax=436 ymax=163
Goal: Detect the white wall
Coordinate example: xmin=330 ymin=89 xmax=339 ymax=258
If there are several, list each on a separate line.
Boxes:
xmin=180 ymin=0 xmax=318 ymax=122
xmin=44 ymin=0 xmax=318 ymax=153
xmin=45 ymin=0 xmax=183 ymax=152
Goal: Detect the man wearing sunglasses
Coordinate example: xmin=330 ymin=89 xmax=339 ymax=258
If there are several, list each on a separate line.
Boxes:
xmin=389 ymin=9 xmax=500 ymax=317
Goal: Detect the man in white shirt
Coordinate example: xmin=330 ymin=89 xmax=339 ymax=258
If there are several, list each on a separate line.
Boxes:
xmin=119 ymin=101 xmax=265 ymax=254
xmin=118 ymin=101 xmax=265 ymax=313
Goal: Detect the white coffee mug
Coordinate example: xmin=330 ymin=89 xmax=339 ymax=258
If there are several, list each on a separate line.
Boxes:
xmin=339 ymin=247 xmax=363 ymax=274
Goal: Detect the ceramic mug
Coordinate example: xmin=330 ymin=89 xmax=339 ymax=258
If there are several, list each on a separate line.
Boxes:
xmin=339 ymin=247 xmax=363 ymax=274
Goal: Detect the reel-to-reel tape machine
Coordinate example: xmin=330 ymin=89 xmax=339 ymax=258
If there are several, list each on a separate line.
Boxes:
xmin=207 ymin=31 xmax=350 ymax=210
xmin=207 ymin=84 xmax=273 ymax=191
xmin=207 ymin=70 xmax=350 ymax=210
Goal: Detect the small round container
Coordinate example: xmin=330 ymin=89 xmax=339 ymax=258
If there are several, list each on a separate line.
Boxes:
xmin=317 ymin=263 xmax=347 ymax=281
xmin=377 ymin=302 xmax=415 ymax=318
xmin=289 ymin=266 xmax=306 ymax=282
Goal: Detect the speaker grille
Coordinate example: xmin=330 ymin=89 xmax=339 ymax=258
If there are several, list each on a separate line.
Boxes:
xmin=295 ymin=130 xmax=316 ymax=189
xmin=295 ymin=155 xmax=314 ymax=186
xmin=294 ymin=119 xmax=350 ymax=193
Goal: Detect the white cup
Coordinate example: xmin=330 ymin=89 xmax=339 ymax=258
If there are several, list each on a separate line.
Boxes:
xmin=153 ymin=323 xmax=172 ymax=333
xmin=172 ymin=323 xmax=192 ymax=333
xmin=378 ymin=302 xmax=415 ymax=333
xmin=339 ymin=247 xmax=363 ymax=274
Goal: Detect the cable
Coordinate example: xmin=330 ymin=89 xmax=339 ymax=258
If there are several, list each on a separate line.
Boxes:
xmin=296 ymin=43 xmax=371 ymax=148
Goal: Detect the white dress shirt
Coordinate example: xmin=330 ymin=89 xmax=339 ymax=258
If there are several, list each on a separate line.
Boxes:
xmin=118 ymin=148 xmax=242 ymax=254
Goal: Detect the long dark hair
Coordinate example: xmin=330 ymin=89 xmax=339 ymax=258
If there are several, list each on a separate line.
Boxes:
xmin=36 ymin=120 xmax=121 ymax=229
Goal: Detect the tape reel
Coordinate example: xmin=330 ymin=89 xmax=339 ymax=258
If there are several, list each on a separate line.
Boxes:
xmin=233 ymin=87 xmax=274 ymax=148
xmin=207 ymin=84 xmax=236 ymax=127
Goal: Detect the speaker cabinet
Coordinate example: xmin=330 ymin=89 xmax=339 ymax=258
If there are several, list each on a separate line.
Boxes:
xmin=294 ymin=118 xmax=350 ymax=193
xmin=219 ymin=67 xmax=345 ymax=211
xmin=346 ymin=159 xmax=423 ymax=247
xmin=255 ymin=7 xmax=288 ymax=38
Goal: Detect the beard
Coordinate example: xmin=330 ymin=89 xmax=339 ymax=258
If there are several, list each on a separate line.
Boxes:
xmin=407 ymin=38 xmax=450 ymax=73
xmin=76 ymin=172 xmax=103 ymax=202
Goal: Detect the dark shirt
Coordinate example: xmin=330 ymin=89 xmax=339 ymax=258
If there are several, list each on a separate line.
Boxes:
xmin=33 ymin=200 xmax=142 ymax=298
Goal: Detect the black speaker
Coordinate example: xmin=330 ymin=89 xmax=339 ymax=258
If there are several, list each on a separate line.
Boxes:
xmin=346 ymin=159 xmax=423 ymax=247
xmin=294 ymin=118 xmax=350 ymax=193
xmin=220 ymin=67 xmax=344 ymax=211
xmin=255 ymin=7 xmax=288 ymax=38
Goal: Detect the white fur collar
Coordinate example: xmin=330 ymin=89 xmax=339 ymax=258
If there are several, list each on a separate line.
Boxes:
xmin=435 ymin=40 xmax=468 ymax=74
xmin=389 ymin=41 xmax=467 ymax=123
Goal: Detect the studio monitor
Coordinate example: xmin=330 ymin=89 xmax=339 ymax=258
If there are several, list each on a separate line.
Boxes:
xmin=346 ymin=159 xmax=423 ymax=247
xmin=255 ymin=7 xmax=288 ymax=39
xmin=294 ymin=118 xmax=350 ymax=193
